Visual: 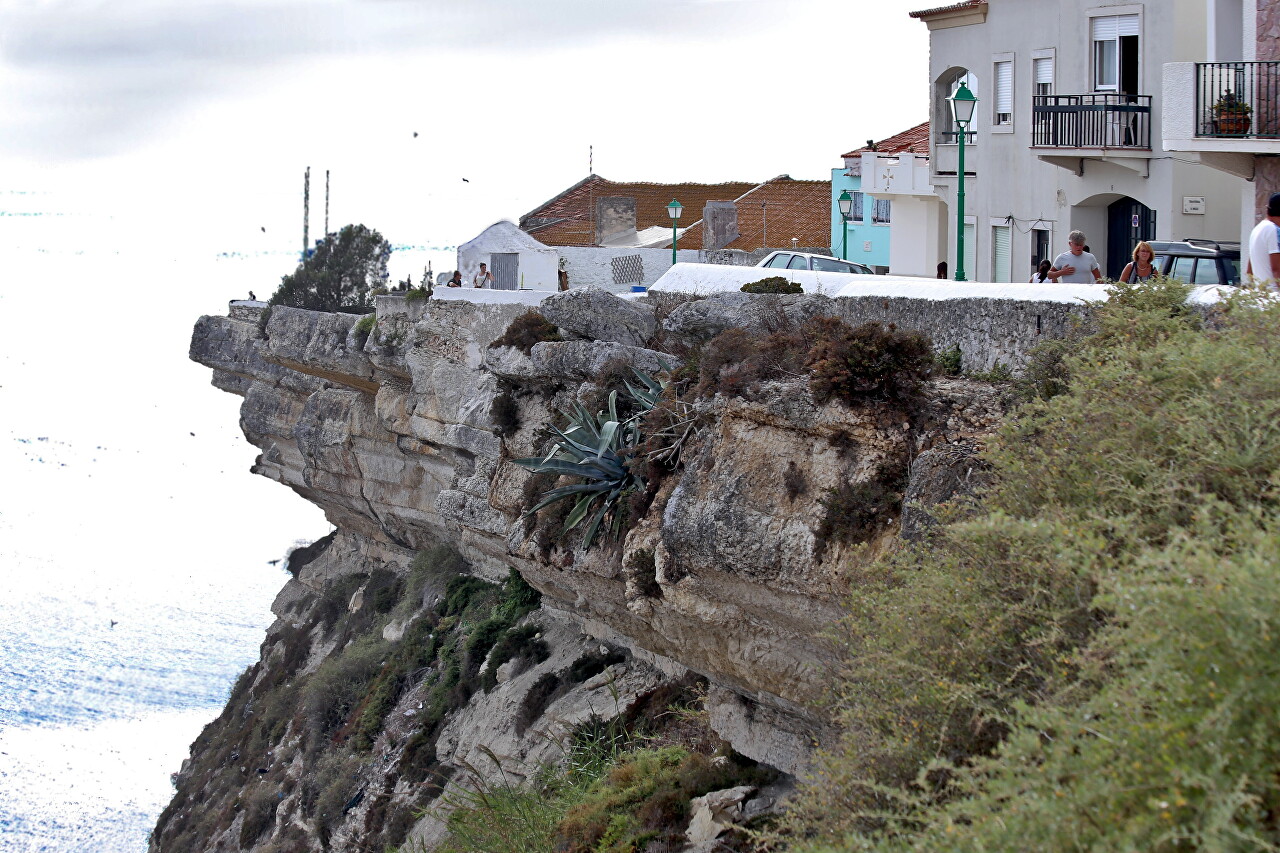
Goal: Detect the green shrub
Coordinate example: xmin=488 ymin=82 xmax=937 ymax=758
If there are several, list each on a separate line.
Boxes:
xmin=353 ymin=313 xmax=376 ymax=349
xmin=405 ymin=286 xmax=431 ymax=302
xmin=935 ymin=343 xmax=962 ymax=376
xmin=238 ymin=785 xmax=281 ymax=847
xmin=480 ymin=625 xmax=550 ymax=691
xmin=779 ymin=282 xmax=1280 ymax=851
xmin=269 ymin=223 xmax=391 ymax=312
xmin=741 ymin=275 xmax=803 ymax=294
xmin=806 ymin=317 xmax=934 ymax=405
xmin=489 ymin=311 xmax=563 ymax=354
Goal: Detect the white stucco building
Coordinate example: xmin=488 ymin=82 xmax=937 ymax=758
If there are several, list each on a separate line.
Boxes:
xmin=456 ymin=221 xmax=561 ymax=291
xmin=912 ymin=0 xmax=1245 ymax=282
xmin=1161 ymin=0 xmax=1280 ymax=239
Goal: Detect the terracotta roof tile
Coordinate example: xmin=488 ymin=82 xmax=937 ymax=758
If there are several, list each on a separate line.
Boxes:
xmin=677 ymin=177 xmax=831 ymax=251
xmin=520 ymin=175 xmax=757 ymax=247
xmin=841 ymin=121 xmax=931 ymax=158
xmin=908 ymin=0 xmax=986 ymax=19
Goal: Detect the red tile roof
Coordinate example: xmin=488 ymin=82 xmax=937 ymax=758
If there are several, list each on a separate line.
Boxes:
xmin=841 ymin=122 xmax=931 ymax=158
xmin=909 ymin=0 xmax=986 ymax=19
xmin=519 ymin=175 xmax=757 ymax=247
xmin=676 ymin=176 xmax=832 ymax=251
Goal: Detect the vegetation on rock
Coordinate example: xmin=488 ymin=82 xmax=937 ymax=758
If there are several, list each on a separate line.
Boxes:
xmin=490 ymin=311 xmax=564 ymax=355
xmin=269 ymin=224 xmax=391 ymax=313
xmin=741 ymin=276 xmax=804 ymax=294
xmin=777 ymin=280 xmax=1280 ymax=851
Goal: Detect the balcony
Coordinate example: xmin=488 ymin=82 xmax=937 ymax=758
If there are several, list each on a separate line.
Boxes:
xmin=1031 ymin=94 xmax=1152 ymax=149
xmin=861 ymin=152 xmax=934 ymax=198
xmin=1194 ymin=61 xmax=1280 ymax=139
xmin=1162 ymin=61 xmax=1280 ymax=174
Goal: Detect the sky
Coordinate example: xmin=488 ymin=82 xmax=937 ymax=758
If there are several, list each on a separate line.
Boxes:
xmin=0 ymin=0 xmax=931 ymax=264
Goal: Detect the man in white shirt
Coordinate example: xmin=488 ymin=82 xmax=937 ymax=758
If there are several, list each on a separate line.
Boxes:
xmin=1246 ymin=192 xmax=1280 ymax=287
xmin=1048 ymin=230 xmax=1103 ymax=284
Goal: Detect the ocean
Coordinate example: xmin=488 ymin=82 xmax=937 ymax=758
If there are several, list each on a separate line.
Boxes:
xmin=0 ymin=189 xmax=454 ymax=851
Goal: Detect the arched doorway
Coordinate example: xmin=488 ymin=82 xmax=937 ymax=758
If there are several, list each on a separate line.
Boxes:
xmin=1105 ymin=197 xmax=1157 ymax=279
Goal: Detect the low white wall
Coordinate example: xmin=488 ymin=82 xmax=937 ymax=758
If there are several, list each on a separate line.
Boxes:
xmin=559 ymin=247 xmax=702 ymax=294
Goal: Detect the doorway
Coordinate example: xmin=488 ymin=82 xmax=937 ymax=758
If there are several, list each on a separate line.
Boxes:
xmin=1106 ymin=197 xmax=1156 ymax=280
xmin=490 ymin=253 xmax=519 ymax=290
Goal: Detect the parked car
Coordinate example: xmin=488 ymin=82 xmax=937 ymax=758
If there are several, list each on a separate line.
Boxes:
xmin=1148 ymin=239 xmax=1241 ymax=286
xmin=757 ymin=251 xmax=875 ymax=275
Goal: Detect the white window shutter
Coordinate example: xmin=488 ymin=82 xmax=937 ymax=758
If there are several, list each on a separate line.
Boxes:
xmin=995 ymin=61 xmax=1013 ymax=115
xmin=1092 ymin=15 xmax=1119 ymax=41
xmin=992 ymin=225 xmax=1011 ymax=283
xmin=1034 ymin=56 xmax=1054 ymax=85
xmin=1117 ymin=14 xmax=1139 ymax=36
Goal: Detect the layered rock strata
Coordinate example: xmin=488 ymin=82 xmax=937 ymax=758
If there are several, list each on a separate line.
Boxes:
xmin=174 ymin=287 xmax=1048 ymax=849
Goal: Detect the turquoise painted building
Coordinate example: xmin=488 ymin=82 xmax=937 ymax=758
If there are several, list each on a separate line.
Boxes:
xmin=829 ymin=123 xmax=930 ymax=274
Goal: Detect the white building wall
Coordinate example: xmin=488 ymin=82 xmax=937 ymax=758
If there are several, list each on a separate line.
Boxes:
xmin=558 ymin=247 xmax=702 ymax=294
xmin=457 ymin=221 xmax=561 ymax=290
xmin=887 ymin=196 xmax=947 ymax=277
xmin=925 ymin=0 xmax=1242 ymax=279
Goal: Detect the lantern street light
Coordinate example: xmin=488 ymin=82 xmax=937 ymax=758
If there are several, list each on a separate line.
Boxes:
xmin=837 ymin=190 xmax=854 ymax=261
xmin=947 ymin=80 xmax=978 ymax=282
xmin=667 ymin=199 xmax=683 ymax=266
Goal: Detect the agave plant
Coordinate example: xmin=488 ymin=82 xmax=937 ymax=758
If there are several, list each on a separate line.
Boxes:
xmin=512 ymin=370 xmax=666 ymax=550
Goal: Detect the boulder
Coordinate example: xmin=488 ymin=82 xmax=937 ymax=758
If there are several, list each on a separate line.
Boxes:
xmin=540 ymin=287 xmax=657 ymax=348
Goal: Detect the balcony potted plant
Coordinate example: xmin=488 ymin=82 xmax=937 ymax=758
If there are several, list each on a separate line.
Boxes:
xmin=1213 ymin=90 xmax=1252 ymax=135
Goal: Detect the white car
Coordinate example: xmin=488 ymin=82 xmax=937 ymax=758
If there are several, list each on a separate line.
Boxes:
xmin=757 ymin=251 xmax=875 ymax=275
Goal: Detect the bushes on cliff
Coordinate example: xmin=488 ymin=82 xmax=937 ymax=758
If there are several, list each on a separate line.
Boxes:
xmin=777 ymin=284 xmax=1280 ymax=850
xmin=694 ymin=316 xmax=933 ymax=406
xmin=269 ymin=223 xmax=391 ymax=312
xmin=741 ymin=275 xmax=803 ymax=294
xmin=490 ymin=311 xmax=563 ymax=354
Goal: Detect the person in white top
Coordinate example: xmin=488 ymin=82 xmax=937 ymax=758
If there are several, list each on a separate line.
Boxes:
xmin=1246 ymin=192 xmax=1280 ymax=287
xmin=1047 ymin=230 xmax=1103 ymax=284
xmin=473 ymin=262 xmax=495 ymax=288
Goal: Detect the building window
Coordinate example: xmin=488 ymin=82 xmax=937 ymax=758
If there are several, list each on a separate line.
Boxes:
xmin=1092 ymin=14 xmax=1140 ymax=94
xmin=992 ymin=224 xmax=1011 ymax=283
xmin=1033 ymin=55 xmax=1054 ymax=98
xmin=848 ymin=191 xmax=864 ymax=223
xmin=872 ymin=198 xmax=891 ymax=224
xmin=994 ymin=60 xmax=1013 ymax=125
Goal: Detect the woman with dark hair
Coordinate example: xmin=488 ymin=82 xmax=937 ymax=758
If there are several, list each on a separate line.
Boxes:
xmin=1030 ymin=260 xmax=1051 ymax=282
xmin=1119 ymin=241 xmax=1157 ymax=283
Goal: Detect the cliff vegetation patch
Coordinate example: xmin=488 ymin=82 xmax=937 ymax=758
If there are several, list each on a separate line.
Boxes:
xmin=489 ymin=311 xmax=564 ymax=354
xmin=776 ymin=281 xmax=1280 ymax=851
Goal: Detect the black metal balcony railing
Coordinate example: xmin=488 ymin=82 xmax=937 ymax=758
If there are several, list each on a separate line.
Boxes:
xmin=936 ymin=130 xmax=976 ymax=144
xmin=1196 ymin=61 xmax=1280 ymax=138
xmin=1032 ymin=94 xmax=1152 ymax=149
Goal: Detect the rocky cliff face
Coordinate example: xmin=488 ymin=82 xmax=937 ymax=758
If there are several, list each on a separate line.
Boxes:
xmin=164 ymin=288 xmax=1021 ymax=851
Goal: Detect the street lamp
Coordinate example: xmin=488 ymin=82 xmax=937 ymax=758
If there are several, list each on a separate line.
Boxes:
xmin=837 ymin=190 xmax=854 ymax=261
xmin=947 ymin=80 xmax=978 ymax=282
xmin=667 ymin=199 xmax=683 ymax=266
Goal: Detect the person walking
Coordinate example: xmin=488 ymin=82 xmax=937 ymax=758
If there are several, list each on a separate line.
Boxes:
xmin=473 ymin=263 xmax=494 ymax=288
xmin=1047 ymin=231 xmax=1103 ymax=283
xmin=1119 ymin=241 xmax=1157 ymax=283
xmin=1246 ymin=192 xmax=1280 ymax=287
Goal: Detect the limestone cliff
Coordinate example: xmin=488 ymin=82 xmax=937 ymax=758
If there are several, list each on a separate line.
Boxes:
xmin=161 ymin=288 xmax=1059 ymax=851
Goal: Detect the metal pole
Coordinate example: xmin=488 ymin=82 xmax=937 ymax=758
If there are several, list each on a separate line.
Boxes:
xmin=672 ymin=217 xmax=678 ymax=266
xmin=302 ymin=167 xmax=310 ymax=262
xmin=324 ymin=169 xmax=330 ymax=237
xmin=955 ymin=131 xmax=967 ymax=282
xmin=842 ymin=216 xmax=848 ymax=261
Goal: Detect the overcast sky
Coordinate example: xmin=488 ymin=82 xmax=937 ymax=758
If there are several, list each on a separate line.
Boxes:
xmin=0 ymin=0 xmax=930 ymax=256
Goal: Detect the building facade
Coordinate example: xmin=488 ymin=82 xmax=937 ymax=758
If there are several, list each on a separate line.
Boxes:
xmin=1161 ymin=0 xmax=1280 ymax=241
xmin=913 ymin=0 xmax=1243 ymax=282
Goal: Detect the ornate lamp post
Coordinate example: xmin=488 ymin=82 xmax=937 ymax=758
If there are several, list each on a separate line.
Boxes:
xmin=947 ymin=81 xmax=978 ymax=282
xmin=667 ymin=199 xmax=683 ymax=266
xmin=837 ymin=190 xmax=854 ymax=261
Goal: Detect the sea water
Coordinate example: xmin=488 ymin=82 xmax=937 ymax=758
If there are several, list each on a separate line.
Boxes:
xmin=0 ymin=190 xmax=454 ymax=851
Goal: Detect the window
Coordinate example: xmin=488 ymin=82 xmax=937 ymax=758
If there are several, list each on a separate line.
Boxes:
xmin=764 ymin=254 xmax=790 ymax=268
xmin=1169 ymin=255 xmax=1195 ymax=283
xmin=1092 ymin=14 xmax=1140 ymax=94
xmin=992 ymin=224 xmax=1011 ymax=282
xmin=786 ymin=255 xmax=808 ymax=270
xmin=813 ymin=257 xmax=857 ymax=273
xmin=994 ymin=60 xmax=1013 ymax=125
xmin=872 ymin=198 xmax=891 ymax=224
xmin=1033 ymin=55 xmax=1054 ymax=98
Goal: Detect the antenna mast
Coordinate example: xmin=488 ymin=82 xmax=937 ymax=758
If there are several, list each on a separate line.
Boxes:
xmin=302 ymin=166 xmax=311 ymax=261
xmin=324 ymin=169 xmax=330 ymax=237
